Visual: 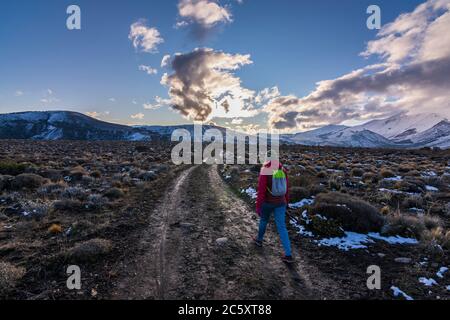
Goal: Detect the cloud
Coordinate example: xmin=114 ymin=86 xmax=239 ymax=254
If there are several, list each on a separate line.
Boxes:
xmin=14 ymin=90 xmax=24 ymax=97
xmin=129 ymin=20 xmax=164 ymax=53
xmin=161 ymin=48 xmax=256 ymax=121
xmin=86 ymin=111 xmax=101 ymax=119
xmin=231 ymin=118 xmax=244 ymax=125
xmin=265 ymin=0 xmax=450 ymax=132
xmin=130 ymin=113 xmax=145 ymax=120
xmin=40 ymin=89 xmax=59 ymax=104
xmin=143 ymin=96 xmax=171 ymax=110
xmin=109 ymin=97 xmax=116 ymax=102
xmin=86 ymin=111 xmax=110 ymax=119
xmin=139 ymin=65 xmax=158 ymax=75
xmin=255 ymin=86 xmax=280 ymax=105
xmin=161 ymin=54 xmax=171 ymax=67
xmin=176 ymin=0 xmax=233 ymax=39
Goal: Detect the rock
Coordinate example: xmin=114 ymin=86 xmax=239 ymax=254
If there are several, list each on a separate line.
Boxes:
xmin=395 ymin=257 xmax=412 ymax=264
xmin=216 ymin=237 xmax=229 ymax=246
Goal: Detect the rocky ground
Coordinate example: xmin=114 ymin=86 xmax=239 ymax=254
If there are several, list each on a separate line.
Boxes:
xmin=0 ymin=141 xmax=449 ymax=300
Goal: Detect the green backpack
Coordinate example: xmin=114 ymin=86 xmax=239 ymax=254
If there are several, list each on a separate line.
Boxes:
xmin=268 ymin=169 xmax=287 ymax=197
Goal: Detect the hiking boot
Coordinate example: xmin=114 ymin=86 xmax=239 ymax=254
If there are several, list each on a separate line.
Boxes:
xmin=253 ymin=237 xmax=263 ymax=247
xmin=281 ymin=255 xmax=295 ymax=264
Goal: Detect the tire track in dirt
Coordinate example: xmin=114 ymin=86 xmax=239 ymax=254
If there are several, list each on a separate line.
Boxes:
xmin=111 ymin=167 xmax=194 ymax=300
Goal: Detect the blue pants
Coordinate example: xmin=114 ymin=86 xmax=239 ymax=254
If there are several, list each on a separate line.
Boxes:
xmin=257 ymin=203 xmax=292 ymax=257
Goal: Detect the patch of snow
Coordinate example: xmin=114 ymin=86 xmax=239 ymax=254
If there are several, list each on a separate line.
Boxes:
xmin=425 ymin=185 xmax=439 ymax=192
xmin=241 ymin=187 xmax=257 ymax=199
xmin=384 ymin=176 xmax=403 ymax=182
xmin=316 ymin=232 xmax=418 ymax=251
xmin=437 ymin=267 xmax=448 ymax=279
xmin=289 ymin=198 xmax=314 ymax=209
xmin=446 ymin=285 xmax=450 ymax=291
xmin=316 ymin=232 xmax=372 ymax=251
xmin=391 ymin=286 xmax=414 ymax=300
xmin=368 ymin=233 xmax=418 ymax=245
xmin=379 ymin=188 xmax=419 ymax=196
xmin=422 ymin=170 xmax=437 ymax=177
xmin=419 ymin=277 xmax=438 ymax=286
xmin=290 ymin=219 xmax=314 ymax=238
xmin=127 ymin=132 xmax=149 ymax=141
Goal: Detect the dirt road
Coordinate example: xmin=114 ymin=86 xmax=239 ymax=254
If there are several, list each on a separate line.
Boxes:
xmin=112 ymin=165 xmax=341 ymax=300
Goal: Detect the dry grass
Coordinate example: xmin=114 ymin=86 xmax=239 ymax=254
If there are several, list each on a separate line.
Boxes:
xmin=311 ymin=192 xmax=385 ymax=233
xmin=0 ymin=262 xmax=26 ymax=294
xmin=67 ymin=238 xmax=113 ymax=263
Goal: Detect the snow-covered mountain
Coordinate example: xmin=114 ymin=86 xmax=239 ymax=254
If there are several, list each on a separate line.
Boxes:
xmin=282 ymin=113 xmax=449 ymax=149
xmin=353 ymin=113 xmax=446 ymax=141
xmin=408 ymin=120 xmax=450 ymax=149
xmin=281 ymin=125 xmax=348 ymax=145
xmin=0 ymin=111 xmax=448 ymax=149
xmin=0 ymin=111 xmax=156 ymax=141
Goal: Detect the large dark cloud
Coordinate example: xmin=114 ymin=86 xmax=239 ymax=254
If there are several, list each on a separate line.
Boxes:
xmin=161 ymin=48 xmax=254 ymax=121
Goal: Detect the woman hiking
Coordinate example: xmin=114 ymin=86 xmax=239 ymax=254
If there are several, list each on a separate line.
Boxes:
xmin=254 ymin=159 xmax=294 ymax=264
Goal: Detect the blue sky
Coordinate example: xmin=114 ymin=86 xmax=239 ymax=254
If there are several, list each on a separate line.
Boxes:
xmin=2 ymin=0 xmax=445 ymax=131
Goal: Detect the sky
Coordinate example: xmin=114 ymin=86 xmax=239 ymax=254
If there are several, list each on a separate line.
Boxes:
xmin=1 ymin=0 xmax=449 ymax=133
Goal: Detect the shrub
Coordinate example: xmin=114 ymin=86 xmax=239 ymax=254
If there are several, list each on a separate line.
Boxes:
xmin=423 ymin=215 xmax=443 ymax=230
xmin=85 ymin=194 xmax=107 ymax=210
xmin=90 ymin=170 xmax=101 ymax=179
xmin=380 ymin=206 xmax=391 ymax=216
xmin=289 ymin=175 xmax=312 ymax=188
xmin=309 ymin=216 xmax=345 ymax=238
xmin=289 ymin=187 xmax=310 ymax=202
xmin=398 ymin=164 xmax=414 ymax=173
xmin=421 ymin=227 xmax=450 ymax=250
xmin=0 ymin=161 xmax=27 ymax=176
xmin=67 ymin=238 xmax=113 ymax=263
xmin=62 ymin=187 xmax=88 ymax=200
xmin=311 ymin=192 xmax=385 ymax=233
xmin=308 ymin=184 xmax=326 ymax=196
xmin=48 ymin=224 xmax=62 ymax=234
xmin=69 ymin=166 xmax=86 ymax=181
xmin=328 ymin=175 xmax=342 ymax=191
xmin=351 ymin=168 xmax=364 ymax=177
xmin=316 ymin=171 xmax=327 ymax=179
xmin=380 ymin=168 xmax=396 ymax=179
xmin=52 ymin=199 xmax=83 ymax=211
xmin=103 ymin=187 xmax=124 ymax=199
xmin=38 ymin=169 xmax=63 ymax=181
xmin=384 ymin=212 xmax=443 ymax=240
xmin=139 ymin=171 xmax=157 ymax=181
xmin=401 ymin=195 xmax=423 ymax=209
xmin=11 ymin=173 xmax=46 ymax=190
xmin=0 ymin=175 xmax=13 ymax=191
xmin=38 ymin=182 xmax=67 ymax=197
xmin=21 ymin=201 xmax=49 ymax=217
xmin=0 ymin=262 xmax=25 ymax=294
xmin=383 ymin=213 xmax=425 ymax=238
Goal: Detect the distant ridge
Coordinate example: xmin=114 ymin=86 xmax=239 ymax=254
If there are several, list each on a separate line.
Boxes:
xmin=0 ymin=111 xmax=448 ymax=149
